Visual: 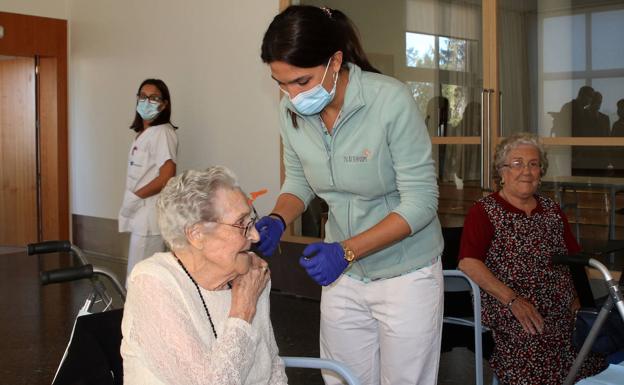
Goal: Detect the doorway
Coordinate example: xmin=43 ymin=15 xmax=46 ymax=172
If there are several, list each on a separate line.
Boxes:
xmin=0 ymin=11 xmax=69 ymax=243
xmin=0 ymin=55 xmax=38 ymax=246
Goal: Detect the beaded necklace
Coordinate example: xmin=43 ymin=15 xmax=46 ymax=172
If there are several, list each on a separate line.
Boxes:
xmin=173 ymin=253 xmax=218 ymax=339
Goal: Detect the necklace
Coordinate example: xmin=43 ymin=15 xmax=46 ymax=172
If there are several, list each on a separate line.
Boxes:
xmin=173 ymin=253 xmax=218 ymax=339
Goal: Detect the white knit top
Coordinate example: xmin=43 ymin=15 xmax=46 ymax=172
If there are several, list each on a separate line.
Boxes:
xmin=121 ymin=252 xmax=288 ymax=385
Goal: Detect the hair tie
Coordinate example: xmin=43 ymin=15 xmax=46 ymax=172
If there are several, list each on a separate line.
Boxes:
xmin=320 ymin=6 xmax=332 ymax=18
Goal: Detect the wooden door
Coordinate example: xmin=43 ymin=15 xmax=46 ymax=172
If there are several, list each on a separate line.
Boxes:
xmin=0 ymin=56 xmax=38 ymax=245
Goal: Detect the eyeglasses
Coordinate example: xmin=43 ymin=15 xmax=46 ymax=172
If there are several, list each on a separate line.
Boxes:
xmin=136 ymin=94 xmax=164 ymax=104
xmin=215 ymin=205 xmax=258 ymax=238
xmin=502 ymin=160 xmax=541 ymax=171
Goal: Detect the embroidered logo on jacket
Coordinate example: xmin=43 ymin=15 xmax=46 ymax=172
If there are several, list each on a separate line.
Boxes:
xmin=344 ymin=149 xmax=372 ymax=163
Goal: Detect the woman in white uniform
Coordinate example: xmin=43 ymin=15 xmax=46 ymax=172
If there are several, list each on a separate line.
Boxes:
xmin=119 ymin=78 xmax=179 ymax=278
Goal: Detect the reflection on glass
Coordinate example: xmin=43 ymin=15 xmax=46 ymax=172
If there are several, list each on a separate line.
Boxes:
xmin=614 ymin=99 xmax=624 ymax=137
xmin=591 ymin=10 xmax=624 ymax=71
xmin=501 ymin=1 xmax=624 ymax=179
xmin=406 ymin=33 xmax=469 ymax=72
xmin=406 ymin=32 xmax=435 ymax=68
xmin=406 ymin=81 xmax=434 ymax=124
xmin=544 ymin=79 xmax=586 ymax=137
xmin=436 ymin=144 xmax=482 ymax=227
xmin=542 ymin=145 xmax=624 ymax=241
xmin=295 ymin=0 xmax=483 ymax=235
xmin=543 ymin=14 xmax=586 ymax=73
xmin=592 ymin=77 xmax=624 ymax=128
xmin=439 ymin=36 xmax=466 ymax=71
xmin=441 ymin=84 xmax=468 ymax=128
xmin=438 ymin=143 xmax=480 ymax=183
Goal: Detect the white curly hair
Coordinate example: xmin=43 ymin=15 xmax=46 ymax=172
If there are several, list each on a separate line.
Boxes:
xmin=157 ymin=166 xmax=241 ymax=250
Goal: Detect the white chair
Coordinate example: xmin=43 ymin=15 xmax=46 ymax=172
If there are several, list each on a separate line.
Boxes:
xmin=282 ymin=356 xmax=361 ymax=385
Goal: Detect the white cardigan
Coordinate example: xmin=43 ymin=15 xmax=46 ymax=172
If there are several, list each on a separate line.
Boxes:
xmin=121 ymin=252 xmax=288 ymax=385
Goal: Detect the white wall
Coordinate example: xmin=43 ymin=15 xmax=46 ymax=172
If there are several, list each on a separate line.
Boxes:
xmin=0 ymin=0 xmax=68 ymax=19
xmin=68 ymin=0 xmax=282 ymax=219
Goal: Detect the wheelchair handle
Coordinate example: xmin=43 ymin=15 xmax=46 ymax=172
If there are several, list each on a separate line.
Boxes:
xmin=27 ymin=240 xmax=72 ymax=255
xmin=551 ymin=253 xmax=590 ymax=266
xmin=40 ymin=264 xmax=94 ymax=285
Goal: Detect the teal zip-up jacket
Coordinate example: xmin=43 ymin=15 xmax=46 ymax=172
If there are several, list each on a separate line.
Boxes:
xmin=279 ymin=63 xmax=443 ymax=281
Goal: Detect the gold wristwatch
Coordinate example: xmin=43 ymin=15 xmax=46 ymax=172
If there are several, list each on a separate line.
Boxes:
xmin=341 ymin=242 xmax=356 ymax=263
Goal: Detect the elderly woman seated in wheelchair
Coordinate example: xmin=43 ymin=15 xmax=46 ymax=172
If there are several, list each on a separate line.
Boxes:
xmin=458 ymin=133 xmax=606 ymax=385
xmin=121 ymin=166 xmax=288 ymax=384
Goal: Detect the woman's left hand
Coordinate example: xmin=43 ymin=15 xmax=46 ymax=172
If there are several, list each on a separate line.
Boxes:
xmin=510 ymin=297 xmax=544 ymax=335
xmin=299 ymin=242 xmax=348 ymax=286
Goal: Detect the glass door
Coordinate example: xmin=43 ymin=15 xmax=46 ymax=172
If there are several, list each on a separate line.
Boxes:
xmin=282 ymin=0 xmax=624 ymax=245
xmin=497 ymin=0 xmax=624 ymax=242
xmin=288 ymin=0 xmax=486 ymax=238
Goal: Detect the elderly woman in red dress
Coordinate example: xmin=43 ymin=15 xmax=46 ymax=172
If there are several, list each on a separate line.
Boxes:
xmin=458 ymin=133 xmax=605 ymax=385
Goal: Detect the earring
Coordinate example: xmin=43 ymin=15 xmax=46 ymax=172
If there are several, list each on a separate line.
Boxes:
xmin=500 ymin=179 xmax=505 ymax=186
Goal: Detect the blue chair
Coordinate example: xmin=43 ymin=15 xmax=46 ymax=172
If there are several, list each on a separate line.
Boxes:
xmin=282 ymin=356 xmax=361 ymax=385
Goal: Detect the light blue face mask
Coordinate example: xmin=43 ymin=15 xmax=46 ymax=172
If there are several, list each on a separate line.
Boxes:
xmin=284 ymin=58 xmax=338 ymax=116
xmin=136 ymin=100 xmax=161 ymax=121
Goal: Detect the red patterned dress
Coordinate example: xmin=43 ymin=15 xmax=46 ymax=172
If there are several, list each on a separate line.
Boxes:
xmin=459 ymin=192 xmax=605 ymax=385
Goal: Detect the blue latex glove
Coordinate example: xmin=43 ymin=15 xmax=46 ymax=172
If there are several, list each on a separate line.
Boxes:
xmin=254 ymin=216 xmax=285 ymax=256
xmin=299 ymin=242 xmax=348 ymax=286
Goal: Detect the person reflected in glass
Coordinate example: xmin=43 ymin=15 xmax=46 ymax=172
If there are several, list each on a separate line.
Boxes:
xmin=257 ymin=5 xmax=444 ymax=385
xmin=121 ymin=167 xmax=287 ymax=384
xmin=587 ymin=91 xmax=610 ymax=137
xmin=425 ymin=96 xmax=450 ymax=137
xmin=458 ymin=133 xmax=606 ymax=385
xmin=442 ymin=101 xmax=481 ymax=183
xmin=611 ymin=99 xmax=624 ymax=137
xmin=118 ymin=79 xmax=179 ymax=278
xmin=608 ymin=99 xmax=624 ymax=176
xmin=552 ymin=86 xmax=594 ymax=138
xmin=425 ymin=96 xmax=450 ymax=180
xmin=584 ymin=91 xmax=612 ymax=173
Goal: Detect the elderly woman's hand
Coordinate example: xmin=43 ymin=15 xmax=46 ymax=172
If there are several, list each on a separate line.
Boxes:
xmin=510 ymin=297 xmax=544 ymax=335
xmin=229 ymin=252 xmax=270 ymax=323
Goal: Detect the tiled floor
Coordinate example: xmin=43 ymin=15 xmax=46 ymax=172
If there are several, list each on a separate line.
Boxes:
xmin=1 ymin=248 xmax=493 ymax=385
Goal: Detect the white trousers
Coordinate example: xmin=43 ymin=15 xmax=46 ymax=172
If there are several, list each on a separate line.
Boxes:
xmin=320 ymin=260 xmax=444 ymax=385
xmin=126 ymin=233 xmax=165 ymax=278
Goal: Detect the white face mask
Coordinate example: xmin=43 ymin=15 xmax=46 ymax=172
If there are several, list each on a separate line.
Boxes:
xmin=282 ymin=57 xmax=338 ymax=116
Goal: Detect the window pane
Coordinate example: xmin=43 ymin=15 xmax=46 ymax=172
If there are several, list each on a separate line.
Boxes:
xmin=543 ymin=79 xmax=587 ymax=137
xmin=591 ymin=77 xmax=624 ymax=132
xmin=441 ymin=84 xmax=469 ymax=129
xmin=437 ymin=144 xmax=481 ymax=183
xmin=542 ymin=145 xmax=624 ymax=241
xmin=406 ymin=32 xmax=435 ymax=68
xmin=543 ymin=14 xmax=586 ymax=73
xmin=439 ymin=36 xmax=466 ymax=71
xmin=406 ymin=81 xmax=435 ymax=124
xmin=591 ymin=10 xmax=624 ymax=71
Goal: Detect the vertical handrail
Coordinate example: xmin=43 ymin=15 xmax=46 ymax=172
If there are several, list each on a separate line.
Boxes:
xmin=481 ymin=89 xmax=493 ymax=191
xmin=480 ymin=89 xmax=487 ymax=190
xmin=498 ymin=91 xmax=503 ymax=137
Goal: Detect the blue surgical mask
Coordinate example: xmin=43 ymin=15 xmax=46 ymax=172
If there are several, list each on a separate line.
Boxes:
xmin=284 ymin=58 xmax=338 ymax=116
xmin=136 ymin=100 xmax=161 ymax=121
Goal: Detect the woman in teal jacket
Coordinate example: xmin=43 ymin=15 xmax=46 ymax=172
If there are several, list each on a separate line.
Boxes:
xmin=258 ymin=6 xmax=444 ymax=385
